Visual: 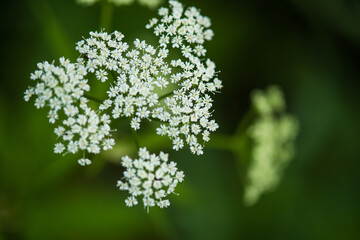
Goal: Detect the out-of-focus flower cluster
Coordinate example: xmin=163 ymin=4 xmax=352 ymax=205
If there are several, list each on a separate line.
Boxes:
xmin=24 ymin=0 xmax=221 ymax=209
xmin=244 ymin=85 xmax=299 ymax=206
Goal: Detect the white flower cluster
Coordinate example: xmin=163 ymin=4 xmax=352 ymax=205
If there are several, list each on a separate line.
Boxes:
xmin=76 ymin=32 xmax=171 ymax=131
xmin=147 ymin=1 xmax=222 ymax=155
xmin=75 ymin=0 xmax=222 ymax=155
xmin=244 ymin=86 xmax=298 ymax=206
xmin=25 ymin=0 xmax=219 ymax=209
xmin=117 ymin=147 xmax=184 ymax=210
xmin=24 ymin=58 xmax=115 ymax=165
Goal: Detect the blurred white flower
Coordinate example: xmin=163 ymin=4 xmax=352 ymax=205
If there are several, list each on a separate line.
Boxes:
xmin=78 ymin=158 xmax=92 ymax=166
xmin=244 ymin=85 xmax=299 ymax=206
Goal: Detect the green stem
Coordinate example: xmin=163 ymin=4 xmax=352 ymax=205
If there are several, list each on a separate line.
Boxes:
xmin=108 ymin=71 xmax=117 ymax=82
xmin=128 ymin=118 xmax=140 ymax=150
xmin=230 ymin=106 xmax=257 ymax=166
xmin=99 ymin=1 xmax=114 ymax=31
xmin=148 ymin=208 xmax=181 ymax=240
xmin=26 ymin=0 xmax=73 ymax=58
xmin=231 ymin=107 xmax=258 ymax=186
xmin=234 ymin=106 xmax=256 ymax=137
xmin=148 ymin=117 xmax=165 ymax=123
xmin=84 ymin=94 xmax=103 ymax=103
xmin=158 ymin=91 xmax=174 ymax=101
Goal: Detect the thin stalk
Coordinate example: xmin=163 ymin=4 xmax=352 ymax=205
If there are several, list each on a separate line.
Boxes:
xmin=84 ymin=94 xmax=103 ymax=103
xmin=26 ymin=0 xmax=73 ymax=58
xmin=108 ymin=70 xmax=117 ymax=82
xmin=148 ymin=208 xmax=181 ymax=240
xmin=158 ymin=91 xmax=174 ymax=101
xmin=100 ymin=1 xmax=114 ymax=31
xmin=231 ymin=107 xmax=257 ymax=186
xmin=128 ymin=118 xmax=140 ymax=150
xmin=148 ymin=117 xmax=165 ymax=123
xmin=235 ymin=106 xmax=256 ymax=137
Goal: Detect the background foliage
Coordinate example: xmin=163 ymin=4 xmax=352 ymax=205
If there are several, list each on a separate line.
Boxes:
xmin=1 ymin=0 xmax=359 ymax=239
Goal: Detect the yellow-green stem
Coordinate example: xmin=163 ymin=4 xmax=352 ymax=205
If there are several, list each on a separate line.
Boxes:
xmin=128 ymin=118 xmax=140 ymax=150
xmin=84 ymin=94 xmax=103 ymax=103
xmin=100 ymin=1 xmax=114 ymax=31
xmin=158 ymin=91 xmax=174 ymax=101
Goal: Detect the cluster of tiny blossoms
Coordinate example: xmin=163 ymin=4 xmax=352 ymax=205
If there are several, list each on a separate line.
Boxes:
xmin=24 ymin=0 xmax=220 ymax=209
xmin=24 ymin=58 xmax=115 ymax=166
xmin=76 ymin=32 xmax=171 ymax=132
xmin=244 ymin=86 xmax=298 ymax=206
xmin=117 ymin=147 xmax=184 ymax=210
xmin=148 ymin=1 xmax=222 ymax=155
xmin=75 ymin=0 xmax=222 ymax=155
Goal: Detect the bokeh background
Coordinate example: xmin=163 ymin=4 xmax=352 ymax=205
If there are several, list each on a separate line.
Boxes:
xmin=1 ymin=0 xmax=359 ymax=239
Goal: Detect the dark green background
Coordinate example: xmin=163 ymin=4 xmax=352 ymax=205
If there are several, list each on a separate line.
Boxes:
xmin=1 ymin=0 xmax=359 ymax=239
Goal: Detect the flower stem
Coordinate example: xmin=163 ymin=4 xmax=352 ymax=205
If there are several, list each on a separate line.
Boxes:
xmin=26 ymin=0 xmax=73 ymax=58
xmin=158 ymin=91 xmax=174 ymax=101
xmin=84 ymin=94 xmax=103 ymax=103
xmin=100 ymin=1 xmax=114 ymax=31
xmin=235 ymin=106 xmax=256 ymax=136
xmin=109 ymin=70 xmax=117 ymax=82
xmin=128 ymin=118 xmax=140 ymax=150
xmin=148 ymin=208 xmax=181 ymax=240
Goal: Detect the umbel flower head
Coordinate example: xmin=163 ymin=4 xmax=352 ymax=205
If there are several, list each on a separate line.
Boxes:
xmin=24 ymin=57 xmax=115 ymax=165
xmin=25 ymin=0 xmax=220 ymax=163
xmin=117 ymin=147 xmax=184 ymax=211
xmin=244 ymin=85 xmax=299 ymax=206
xmin=75 ymin=0 xmax=221 ymax=156
xmin=24 ymin=0 xmax=220 ymax=209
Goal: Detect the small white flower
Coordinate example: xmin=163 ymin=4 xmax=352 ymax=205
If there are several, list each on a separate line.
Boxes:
xmin=125 ymin=196 xmax=138 ymax=207
xmin=78 ymin=158 xmax=92 ymax=166
xmin=103 ymin=138 xmax=115 ymax=150
xmin=157 ymin=199 xmax=170 ymax=208
xmin=95 ymin=69 xmax=108 ymax=82
xmin=54 ymin=143 xmax=65 ymax=154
